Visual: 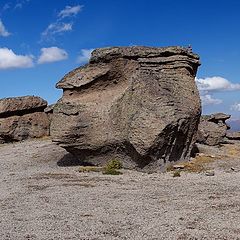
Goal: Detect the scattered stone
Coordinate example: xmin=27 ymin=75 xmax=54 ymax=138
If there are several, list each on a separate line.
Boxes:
xmin=173 ymin=164 xmax=185 ymax=170
xmin=205 ymin=171 xmax=215 ymax=176
xmin=51 ymin=46 xmax=201 ymax=172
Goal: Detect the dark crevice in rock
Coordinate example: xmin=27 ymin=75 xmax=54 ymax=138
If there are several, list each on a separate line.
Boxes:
xmin=0 ymin=107 xmax=47 ymax=118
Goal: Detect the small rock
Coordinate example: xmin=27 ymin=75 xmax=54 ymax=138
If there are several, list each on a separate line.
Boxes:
xmin=205 ymin=171 xmax=215 ymax=176
xmin=231 ymin=167 xmax=235 ymax=171
xmin=173 ymin=164 xmax=185 ymax=170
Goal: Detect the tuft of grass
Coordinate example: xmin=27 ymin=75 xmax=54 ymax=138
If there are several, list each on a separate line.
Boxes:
xmin=102 ymin=159 xmax=123 ymax=175
xmin=106 ymin=159 xmax=123 ymax=170
xmin=173 ymin=170 xmax=181 ymax=177
xmin=102 ymin=168 xmax=122 ymax=175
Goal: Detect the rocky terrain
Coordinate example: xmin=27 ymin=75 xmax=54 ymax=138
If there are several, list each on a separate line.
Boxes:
xmin=1 ymin=138 xmax=240 ymax=239
xmin=1 ymin=46 xmax=240 ymax=239
xmin=51 ymin=46 xmax=201 ymax=171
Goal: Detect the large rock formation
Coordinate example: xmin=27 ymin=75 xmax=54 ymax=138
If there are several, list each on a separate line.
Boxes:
xmin=197 ymin=113 xmax=231 ymax=146
xmin=0 ymin=96 xmax=50 ymax=143
xmin=51 ymin=46 xmax=201 ymax=171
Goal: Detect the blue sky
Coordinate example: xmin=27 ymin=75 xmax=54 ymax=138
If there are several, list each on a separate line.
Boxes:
xmin=1 ymin=0 xmax=240 ymax=118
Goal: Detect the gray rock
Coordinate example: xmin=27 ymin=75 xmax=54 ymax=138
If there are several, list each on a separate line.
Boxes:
xmin=44 ymin=104 xmax=55 ymax=114
xmin=205 ymin=170 xmax=215 ymax=176
xmin=51 ymin=46 xmax=201 ymax=172
xmin=197 ymin=113 xmax=231 ymax=146
xmin=226 ymin=132 xmax=240 ymax=140
xmin=0 ymin=96 xmax=50 ymax=143
xmin=0 ymin=96 xmax=47 ymax=117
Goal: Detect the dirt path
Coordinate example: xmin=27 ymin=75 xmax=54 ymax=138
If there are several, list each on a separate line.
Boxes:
xmin=1 ymin=139 xmax=240 ymax=240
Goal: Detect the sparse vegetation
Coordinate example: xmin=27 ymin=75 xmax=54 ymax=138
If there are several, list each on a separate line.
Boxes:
xmin=77 ymin=159 xmax=123 ymax=175
xmin=102 ymin=159 xmax=123 ymax=175
xmin=173 ymin=170 xmax=181 ymax=177
xmin=78 ymin=166 xmax=103 ymax=173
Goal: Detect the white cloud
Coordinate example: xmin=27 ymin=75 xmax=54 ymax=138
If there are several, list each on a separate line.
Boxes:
xmin=41 ymin=22 xmax=73 ymax=40
xmin=77 ymin=49 xmax=94 ymax=64
xmin=196 ymin=76 xmax=240 ymax=92
xmin=0 ymin=47 xmax=34 ymax=70
xmin=0 ymin=19 xmax=10 ymax=37
xmin=58 ymin=5 xmax=83 ymax=18
xmin=231 ymin=103 xmax=240 ymax=111
xmin=201 ymin=94 xmax=222 ymax=106
xmin=38 ymin=47 xmax=68 ymax=64
xmin=41 ymin=5 xmax=83 ymax=41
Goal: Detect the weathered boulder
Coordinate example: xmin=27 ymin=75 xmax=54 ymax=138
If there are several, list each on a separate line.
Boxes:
xmin=0 ymin=96 xmax=50 ymax=143
xmin=197 ymin=113 xmax=231 ymax=146
xmin=226 ymin=131 xmax=240 ymax=140
xmin=51 ymin=46 xmax=201 ymax=171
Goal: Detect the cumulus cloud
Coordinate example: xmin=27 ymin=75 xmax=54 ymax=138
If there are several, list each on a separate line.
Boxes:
xmin=41 ymin=5 xmax=82 ymax=41
xmin=196 ymin=76 xmax=240 ymax=92
xmin=200 ymin=94 xmax=222 ymax=106
xmin=0 ymin=19 xmax=10 ymax=37
xmin=38 ymin=47 xmax=68 ymax=64
xmin=77 ymin=49 xmax=94 ymax=64
xmin=231 ymin=103 xmax=240 ymax=112
xmin=58 ymin=5 xmax=83 ymax=18
xmin=0 ymin=47 xmax=34 ymax=70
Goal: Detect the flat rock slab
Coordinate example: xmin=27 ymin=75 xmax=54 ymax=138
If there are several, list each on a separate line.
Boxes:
xmin=0 ymin=96 xmax=47 ymax=117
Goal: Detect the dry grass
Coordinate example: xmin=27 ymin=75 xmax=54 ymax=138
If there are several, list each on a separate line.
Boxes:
xmin=224 ymin=144 xmax=240 ymax=157
xmin=182 ymin=155 xmax=216 ymax=173
xmin=167 ymin=155 xmax=218 ymax=173
xmin=78 ymin=166 xmax=103 ymax=173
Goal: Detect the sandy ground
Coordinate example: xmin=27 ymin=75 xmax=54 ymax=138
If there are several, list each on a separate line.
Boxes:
xmin=1 ymin=139 xmax=240 ymax=240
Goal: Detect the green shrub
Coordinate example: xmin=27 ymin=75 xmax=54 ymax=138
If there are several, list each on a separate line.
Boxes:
xmin=102 ymin=168 xmax=122 ymax=175
xmin=102 ymin=159 xmax=123 ymax=175
xmin=173 ymin=170 xmax=181 ymax=177
xmin=106 ymin=159 xmax=123 ymax=170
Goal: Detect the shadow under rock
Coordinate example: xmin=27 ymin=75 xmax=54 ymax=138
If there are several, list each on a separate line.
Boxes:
xmin=57 ymin=153 xmax=82 ymax=167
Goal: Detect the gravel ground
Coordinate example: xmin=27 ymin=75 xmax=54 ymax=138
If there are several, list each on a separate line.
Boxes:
xmin=1 ymin=139 xmax=240 ymax=240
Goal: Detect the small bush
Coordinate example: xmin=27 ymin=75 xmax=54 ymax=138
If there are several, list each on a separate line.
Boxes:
xmin=106 ymin=159 xmax=123 ymax=170
xmin=102 ymin=168 xmax=122 ymax=175
xmin=173 ymin=170 xmax=181 ymax=177
xmin=102 ymin=159 xmax=123 ymax=175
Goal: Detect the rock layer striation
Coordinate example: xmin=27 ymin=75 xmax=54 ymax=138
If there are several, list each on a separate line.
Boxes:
xmin=0 ymin=96 xmax=50 ymax=143
xmin=51 ymin=46 xmax=201 ymax=171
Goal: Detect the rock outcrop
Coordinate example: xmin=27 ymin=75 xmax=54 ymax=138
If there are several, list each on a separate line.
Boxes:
xmin=197 ymin=113 xmax=231 ymax=146
xmin=226 ymin=131 xmax=240 ymax=140
xmin=51 ymin=46 xmax=201 ymax=171
xmin=0 ymin=96 xmax=50 ymax=143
